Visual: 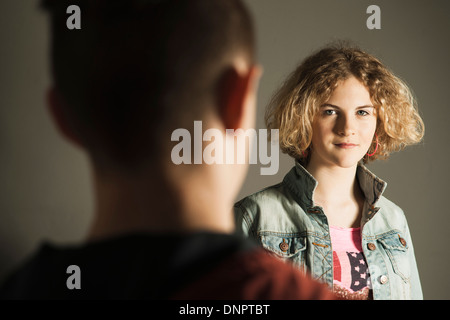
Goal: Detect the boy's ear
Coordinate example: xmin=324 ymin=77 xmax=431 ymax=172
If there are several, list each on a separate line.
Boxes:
xmin=217 ymin=63 xmax=262 ymax=131
xmin=46 ymin=86 xmax=83 ymax=148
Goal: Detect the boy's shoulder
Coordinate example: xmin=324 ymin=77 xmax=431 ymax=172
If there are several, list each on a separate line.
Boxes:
xmin=173 ymin=247 xmax=336 ymax=300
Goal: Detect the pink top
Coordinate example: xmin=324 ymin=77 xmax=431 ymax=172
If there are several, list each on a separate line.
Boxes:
xmin=330 ymin=226 xmax=372 ymax=300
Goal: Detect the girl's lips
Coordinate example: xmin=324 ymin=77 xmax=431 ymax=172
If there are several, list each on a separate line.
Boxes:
xmin=334 ymin=143 xmax=358 ymax=149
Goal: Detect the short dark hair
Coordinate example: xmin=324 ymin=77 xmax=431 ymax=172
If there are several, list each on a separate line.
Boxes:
xmin=41 ymin=0 xmax=255 ymax=170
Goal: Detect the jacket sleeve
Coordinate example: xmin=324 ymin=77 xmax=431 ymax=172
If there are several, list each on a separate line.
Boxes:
xmin=233 ymin=200 xmax=253 ymax=238
xmin=403 ymin=217 xmax=423 ymax=299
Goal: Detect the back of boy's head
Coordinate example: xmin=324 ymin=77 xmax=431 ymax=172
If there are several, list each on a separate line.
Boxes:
xmin=41 ymin=0 xmax=255 ymax=171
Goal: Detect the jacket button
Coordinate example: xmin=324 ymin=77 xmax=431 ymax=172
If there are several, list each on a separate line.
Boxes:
xmin=399 ymin=237 xmax=407 ymax=247
xmin=379 ymin=275 xmax=388 ymax=284
xmin=279 ymin=239 xmax=289 ymax=252
xmin=367 ymin=243 xmax=376 ymax=251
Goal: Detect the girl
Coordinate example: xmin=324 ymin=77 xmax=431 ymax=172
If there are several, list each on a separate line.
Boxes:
xmin=234 ymin=44 xmax=424 ymax=300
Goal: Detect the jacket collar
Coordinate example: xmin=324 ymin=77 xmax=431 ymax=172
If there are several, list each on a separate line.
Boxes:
xmin=283 ymin=161 xmax=387 ymax=209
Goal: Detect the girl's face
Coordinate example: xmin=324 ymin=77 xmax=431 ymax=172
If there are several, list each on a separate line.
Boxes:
xmin=310 ymin=76 xmax=377 ymax=169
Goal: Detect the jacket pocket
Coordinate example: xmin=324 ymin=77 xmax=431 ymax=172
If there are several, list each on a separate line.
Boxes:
xmin=377 ymin=232 xmax=410 ymax=282
xmin=258 ymin=232 xmax=307 ymax=268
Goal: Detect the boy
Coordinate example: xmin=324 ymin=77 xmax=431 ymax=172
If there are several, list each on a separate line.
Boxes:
xmin=1 ymin=0 xmax=335 ymax=299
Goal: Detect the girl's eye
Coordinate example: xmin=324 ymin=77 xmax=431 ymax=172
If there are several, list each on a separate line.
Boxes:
xmin=357 ymin=110 xmax=370 ymax=116
xmin=324 ymin=109 xmax=336 ymax=116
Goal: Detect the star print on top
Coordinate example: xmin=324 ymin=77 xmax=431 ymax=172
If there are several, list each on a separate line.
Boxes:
xmin=330 ymin=226 xmax=372 ymax=300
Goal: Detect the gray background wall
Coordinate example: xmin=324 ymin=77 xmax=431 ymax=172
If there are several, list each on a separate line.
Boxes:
xmin=1 ymin=0 xmax=449 ymax=299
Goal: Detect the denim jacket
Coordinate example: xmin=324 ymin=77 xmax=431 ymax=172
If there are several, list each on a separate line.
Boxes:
xmin=234 ymin=161 xmax=423 ymax=300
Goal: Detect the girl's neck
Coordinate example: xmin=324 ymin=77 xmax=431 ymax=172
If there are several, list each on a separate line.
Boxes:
xmin=306 ymin=160 xmax=361 ymax=207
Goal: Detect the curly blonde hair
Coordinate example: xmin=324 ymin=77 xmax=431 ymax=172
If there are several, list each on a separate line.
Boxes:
xmin=265 ymin=43 xmax=425 ymax=163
